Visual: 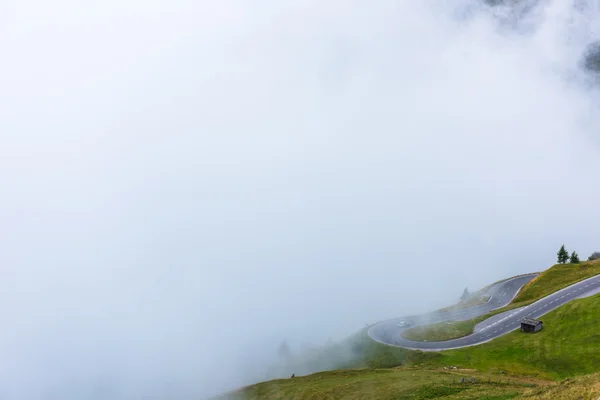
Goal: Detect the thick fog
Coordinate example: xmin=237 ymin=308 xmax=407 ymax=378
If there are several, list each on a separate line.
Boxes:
xmin=1 ymin=0 xmax=600 ymax=398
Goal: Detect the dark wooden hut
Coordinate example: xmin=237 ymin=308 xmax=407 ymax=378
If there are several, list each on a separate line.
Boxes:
xmin=520 ymin=317 xmax=543 ymax=333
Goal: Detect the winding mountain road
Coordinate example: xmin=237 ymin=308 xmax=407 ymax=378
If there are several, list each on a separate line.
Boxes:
xmin=368 ymin=272 xmax=600 ymax=351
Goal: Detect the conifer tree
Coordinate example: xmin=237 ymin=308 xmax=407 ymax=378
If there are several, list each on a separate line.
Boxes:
xmin=461 ymin=287 xmax=470 ymax=301
xmin=557 ymin=245 xmax=569 ymax=264
xmin=570 ymin=251 xmax=580 ymax=264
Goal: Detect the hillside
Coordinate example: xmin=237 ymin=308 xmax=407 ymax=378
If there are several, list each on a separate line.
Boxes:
xmin=216 ymin=261 xmax=600 ymax=399
xmin=430 ymin=292 xmax=600 ymax=379
xmin=217 ymin=368 xmax=600 ymax=400
xmin=218 ymin=293 xmax=600 ymax=399
xmin=217 ymin=368 xmax=542 ymax=400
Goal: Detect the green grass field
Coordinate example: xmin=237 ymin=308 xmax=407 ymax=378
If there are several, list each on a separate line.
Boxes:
xmin=217 ymin=368 xmax=539 ymax=400
xmin=402 ymin=259 xmax=600 ymax=342
xmin=520 ymin=371 xmax=600 ymax=399
xmin=218 ymin=367 xmax=600 ymax=400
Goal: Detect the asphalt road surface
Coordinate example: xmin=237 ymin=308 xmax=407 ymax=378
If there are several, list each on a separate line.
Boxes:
xmin=367 ymin=272 xmax=600 ymax=350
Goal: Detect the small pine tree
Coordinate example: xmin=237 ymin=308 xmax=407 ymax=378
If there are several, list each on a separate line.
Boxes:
xmin=557 ymin=245 xmax=569 ymax=264
xmin=570 ymin=251 xmax=580 ymax=264
xmin=461 ymin=287 xmax=470 ymax=301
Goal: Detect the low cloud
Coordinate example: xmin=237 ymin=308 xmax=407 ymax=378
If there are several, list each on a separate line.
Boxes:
xmin=1 ymin=0 xmax=599 ymax=398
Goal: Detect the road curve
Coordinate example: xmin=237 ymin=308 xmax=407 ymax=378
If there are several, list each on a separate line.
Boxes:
xmin=368 ymin=274 xmax=537 ymax=350
xmin=367 ymin=272 xmax=600 ymax=351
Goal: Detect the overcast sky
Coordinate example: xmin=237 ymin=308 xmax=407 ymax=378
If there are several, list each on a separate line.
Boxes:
xmin=1 ymin=0 xmax=600 ymax=398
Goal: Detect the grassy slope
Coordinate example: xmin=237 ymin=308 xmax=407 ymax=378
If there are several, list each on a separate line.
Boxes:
xmin=219 ymin=368 xmax=538 ymax=400
xmin=234 ymin=370 xmax=600 ymax=400
xmin=223 ymin=294 xmax=600 ymax=399
xmin=270 ymin=262 xmax=600 ymax=376
xmin=431 ymin=293 xmax=600 ymax=379
xmin=217 ymin=262 xmax=600 ymax=399
xmin=404 ymin=259 xmax=600 ymax=342
xmin=347 ymin=293 xmax=600 ymax=380
xmin=520 ymin=372 xmax=600 ymax=399
xmin=512 ymin=260 xmax=600 ymax=303
xmin=221 ymin=370 xmax=600 ymax=400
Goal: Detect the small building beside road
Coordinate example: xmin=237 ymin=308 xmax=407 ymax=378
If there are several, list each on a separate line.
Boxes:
xmin=520 ymin=318 xmax=543 ymax=333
